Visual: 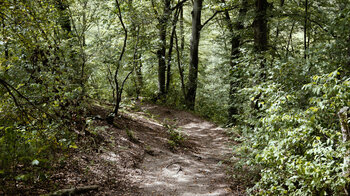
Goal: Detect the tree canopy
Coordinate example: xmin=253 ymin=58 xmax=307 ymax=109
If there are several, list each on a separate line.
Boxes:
xmin=0 ymin=0 xmax=349 ymax=195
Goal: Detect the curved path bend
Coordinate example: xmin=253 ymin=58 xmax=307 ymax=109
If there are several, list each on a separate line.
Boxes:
xmin=129 ymin=104 xmax=241 ymax=196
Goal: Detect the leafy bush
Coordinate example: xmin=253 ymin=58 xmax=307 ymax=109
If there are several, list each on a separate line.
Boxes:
xmin=163 ymin=122 xmax=186 ymax=150
xmin=235 ymin=69 xmax=350 ymax=195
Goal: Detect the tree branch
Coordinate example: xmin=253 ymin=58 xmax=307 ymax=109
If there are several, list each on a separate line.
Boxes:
xmin=120 ymin=70 xmax=134 ymax=96
xmin=0 ymin=78 xmax=54 ymax=119
xmin=200 ymin=10 xmax=224 ymax=30
xmin=151 ymin=0 xmax=159 ymax=16
xmin=115 ymin=0 xmax=128 ymax=62
xmin=171 ymin=0 xmax=188 ymax=11
xmin=0 ymin=79 xmax=24 ymax=114
xmin=281 ymin=13 xmax=337 ymax=38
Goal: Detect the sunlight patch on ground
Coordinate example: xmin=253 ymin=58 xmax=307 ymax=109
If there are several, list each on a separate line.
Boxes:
xmin=101 ymin=151 xmax=119 ymax=162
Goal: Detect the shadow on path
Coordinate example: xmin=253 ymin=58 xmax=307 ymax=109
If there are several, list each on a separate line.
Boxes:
xmin=129 ymin=104 xmax=244 ymax=196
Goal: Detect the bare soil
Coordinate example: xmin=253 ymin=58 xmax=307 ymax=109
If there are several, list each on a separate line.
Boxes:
xmin=132 ymin=103 xmax=246 ymax=196
xmin=1 ymin=101 xmax=246 ymax=195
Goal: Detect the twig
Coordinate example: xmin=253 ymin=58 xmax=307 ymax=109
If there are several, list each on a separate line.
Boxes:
xmin=44 ymin=185 xmax=99 ymax=196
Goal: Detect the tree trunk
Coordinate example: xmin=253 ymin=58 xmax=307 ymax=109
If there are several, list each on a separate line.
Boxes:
xmin=180 ymin=6 xmax=185 ymax=56
xmin=224 ymin=0 xmax=247 ymax=124
xmin=107 ymin=0 xmax=133 ymax=124
xmin=135 ymin=54 xmax=143 ymax=100
xmin=177 ymin=6 xmax=186 ymax=99
xmin=304 ymin=0 xmax=308 ymax=59
xmin=166 ymin=8 xmax=180 ymax=93
xmin=348 ymin=33 xmax=350 ymax=72
xmin=338 ymin=107 xmax=350 ymax=194
xmin=286 ymin=22 xmax=295 ymax=57
xmin=175 ymin=31 xmax=186 ymax=98
xmin=185 ymin=0 xmax=202 ymax=110
xmin=253 ymin=0 xmax=268 ymax=53
xmin=252 ymin=0 xmax=269 ymax=110
xmin=157 ymin=0 xmax=171 ymax=98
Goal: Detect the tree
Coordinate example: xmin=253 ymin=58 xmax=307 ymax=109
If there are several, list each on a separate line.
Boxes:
xmin=106 ymin=0 xmax=134 ymax=124
xmin=250 ymin=0 xmax=269 ymax=111
xmin=151 ymin=0 xmax=187 ymax=100
xmin=185 ymin=0 xmax=223 ymax=110
xmin=223 ymin=0 xmax=247 ymax=124
xmin=185 ymin=0 xmax=203 ymax=110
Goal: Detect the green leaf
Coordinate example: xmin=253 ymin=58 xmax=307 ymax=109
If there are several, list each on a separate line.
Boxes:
xmin=32 ymin=159 xmax=39 ymax=166
xmin=69 ymin=144 xmax=78 ymax=149
xmin=15 ymin=175 xmax=26 ymax=181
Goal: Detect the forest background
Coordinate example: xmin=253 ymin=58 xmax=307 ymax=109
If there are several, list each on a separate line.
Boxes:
xmin=0 ymin=0 xmax=350 ymax=195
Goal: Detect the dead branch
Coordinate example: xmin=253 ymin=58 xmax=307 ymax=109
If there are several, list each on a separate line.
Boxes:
xmin=44 ymin=185 xmax=99 ymax=196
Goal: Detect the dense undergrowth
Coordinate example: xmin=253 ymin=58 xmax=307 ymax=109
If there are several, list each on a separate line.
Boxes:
xmin=233 ymin=69 xmax=350 ymax=195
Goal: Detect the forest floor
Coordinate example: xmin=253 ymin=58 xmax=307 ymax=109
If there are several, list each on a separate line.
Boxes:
xmin=131 ymin=103 xmax=245 ymax=195
xmin=5 ymin=101 xmax=247 ymax=195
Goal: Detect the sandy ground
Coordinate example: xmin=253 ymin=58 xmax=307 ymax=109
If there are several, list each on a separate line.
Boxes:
xmin=128 ymin=103 xmax=245 ymax=196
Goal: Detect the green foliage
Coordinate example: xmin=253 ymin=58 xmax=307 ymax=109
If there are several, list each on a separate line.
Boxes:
xmin=233 ymin=70 xmax=350 ymax=195
xmin=0 ymin=0 xmax=89 ymax=187
xmin=125 ymin=129 xmax=138 ymax=143
xmin=1 ymin=0 xmax=349 ymax=194
xmin=163 ymin=122 xmax=186 ymax=150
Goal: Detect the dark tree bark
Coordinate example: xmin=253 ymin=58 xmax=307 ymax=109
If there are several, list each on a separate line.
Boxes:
xmin=184 ymin=0 xmax=221 ymax=110
xmin=338 ymin=107 xmax=350 ymax=194
xmin=180 ymin=7 xmax=185 ymax=56
xmin=107 ymin=0 xmax=134 ymax=124
xmin=175 ymin=31 xmax=186 ymax=98
xmin=286 ymin=21 xmax=295 ymax=57
xmin=185 ymin=0 xmax=202 ymax=110
xmin=304 ymin=0 xmax=308 ymax=59
xmin=151 ymin=0 xmax=188 ymax=99
xmin=177 ymin=6 xmax=186 ymax=99
xmin=223 ymin=0 xmax=247 ymax=124
xmin=166 ymin=8 xmax=181 ymax=93
xmin=155 ymin=0 xmax=171 ymax=99
xmin=253 ymin=0 xmax=269 ymax=53
xmin=348 ymin=34 xmax=350 ymax=72
xmin=251 ymin=0 xmax=269 ymax=111
xmin=135 ymin=53 xmax=143 ymax=99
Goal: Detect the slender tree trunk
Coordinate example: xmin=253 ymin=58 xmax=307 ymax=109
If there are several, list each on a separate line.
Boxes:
xmin=180 ymin=6 xmax=185 ymax=56
xmin=107 ymin=0 xmax=131 ymax=124
xmin=135 ymin=54 xmax=143 ymax=99
xmin=185 ymin=0 xmax=202 ymax=110
xmin=286 ymin=22 xmax=295 ymax=57
xmin=347 ymin=33 xmax=350 ymax=72
xmin=166 ymin=8 xmax=180 ymax=93
xmin=304 ymin=0 xmax=308 ymax=59
xmin=157 ymin=0 xmax=171 ymax=98
xmin=132 ymin=27 xmax=141 ymax=99
xmin=2 ymin=20 xmax=9 ymax=59
xmin=338 ymin=107 xmax=350 ymax=194
xmin=175 ymin=31 xmax=186 ymax=98
xmin=80 ymin=2 xmax=87 ymax=96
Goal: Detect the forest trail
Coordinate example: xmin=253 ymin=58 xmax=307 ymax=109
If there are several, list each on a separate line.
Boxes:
xmin=19 ymin=102 xmax=244 ymax=195
xmin=127 ymin=103 xmax=241 ymax=196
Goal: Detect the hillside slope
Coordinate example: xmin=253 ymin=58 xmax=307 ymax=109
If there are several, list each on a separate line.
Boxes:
xmin=7 ymin=102 xmax=244 ymax=195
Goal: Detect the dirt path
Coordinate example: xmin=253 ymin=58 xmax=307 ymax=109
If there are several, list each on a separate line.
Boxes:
xmin=129 ymin=103 xmax=241 ymax=196
xmin=6 ymin=102 xmax=244 ymax=195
